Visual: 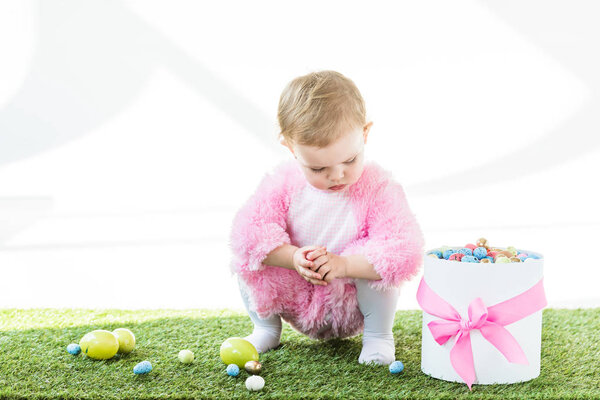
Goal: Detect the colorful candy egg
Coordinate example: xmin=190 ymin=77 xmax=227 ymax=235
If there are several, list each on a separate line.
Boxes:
xmin=449 ymin=253 xmax=464 ymax=261
xmin=245 ymin=360 xmax=262 ymax=375
xmin=220 ymin=337 xmax=259 ymax=368
xmin=133 ymin=361 xmax=152 ymax=375
xmin=79 ymin=330 xmax=119 ymax=360
xmin=458 ymin=248 xmax=473 ymax=257
xmin=443 ymin=249 xmax=456 ymax=260
xmin=113 ymin=328 xmax=136 ymax=354
xmin=473 ymin=247 xmax=487 ymax=259
xmin=464 ymin=244 xmax=477 ymax=251
xmin=389 ymin=361 xmax=404 ymax=374
xmin=67 ymin=343 xmax=81 ymax=355
xmin=226 ymin=364 xmax=240 ymax=377
xmin=461 ymin=255 xmax=479 ymax=263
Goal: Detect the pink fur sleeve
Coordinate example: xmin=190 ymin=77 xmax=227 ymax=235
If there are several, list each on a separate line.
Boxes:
xmin=341 ymin=179 xmax=424 ymax=291
xmin=229 ymin=165 xmax=294 ymax=273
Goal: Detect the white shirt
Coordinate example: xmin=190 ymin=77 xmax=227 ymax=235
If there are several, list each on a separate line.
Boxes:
xmin=286 ymin=183 xmax=360 ymax=255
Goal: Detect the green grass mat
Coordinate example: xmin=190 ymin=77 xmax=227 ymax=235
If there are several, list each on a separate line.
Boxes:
xmin=0 ymin=309 xmax=598 ymax=399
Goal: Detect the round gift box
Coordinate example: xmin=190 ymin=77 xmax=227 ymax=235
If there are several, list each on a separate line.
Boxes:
xmin=420 ymin=249 xmax=544 ymax=385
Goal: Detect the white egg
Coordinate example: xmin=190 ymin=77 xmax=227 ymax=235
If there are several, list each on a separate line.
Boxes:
xmin=245 ymin=375 xmax=265 ymax=391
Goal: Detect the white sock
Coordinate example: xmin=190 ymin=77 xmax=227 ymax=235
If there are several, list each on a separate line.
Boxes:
xmin=244 ymin=325 xmax=282 ymax=354
xmin=358 ymin=332 xmax=395 ymax=365
xmin=238 ymin=278 xmax=282 ymax=354
xmin=354 ymin=278 xmax=400 ymax=366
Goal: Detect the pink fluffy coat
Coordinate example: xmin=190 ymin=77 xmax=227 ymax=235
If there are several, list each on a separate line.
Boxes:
xmin=229 ymin=160 xmax=424 ymax=339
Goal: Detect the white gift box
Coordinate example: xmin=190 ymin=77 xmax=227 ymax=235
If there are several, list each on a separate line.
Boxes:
xmin=420 ymin=249 xmax=544 ymax=385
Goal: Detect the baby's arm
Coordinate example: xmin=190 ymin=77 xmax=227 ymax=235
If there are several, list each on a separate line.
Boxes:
xmin=340 ymin=179 xmax=424 ymax=291
xmin=229 ymin=167 xmax=293 ymax=273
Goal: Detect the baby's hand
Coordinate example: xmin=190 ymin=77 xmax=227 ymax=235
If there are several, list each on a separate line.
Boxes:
xmin=292 ymin=246 xmax=328 ymax=286
xmin=310 ymin=251 xmax=348 ymax=283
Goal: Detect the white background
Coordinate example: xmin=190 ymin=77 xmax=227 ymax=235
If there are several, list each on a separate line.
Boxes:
xmin=1 ymin=0 xmax=599 ymax=310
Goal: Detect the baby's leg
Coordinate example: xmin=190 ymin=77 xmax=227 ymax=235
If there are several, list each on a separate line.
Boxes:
xmin=354 ymin=278 xmax=400 ymax=365
xmin=238 ymin=278 xmax=282 ymax=353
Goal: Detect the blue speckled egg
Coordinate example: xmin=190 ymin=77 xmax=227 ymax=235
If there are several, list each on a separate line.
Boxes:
xmin=428 ymin=250 xmax=443 ymax=258
xmin=458 ymin=248 xmax=473 ymax=257
xmin=442 ymin=249 xmax=456 ymax=260
xmin=389 ymin=360 xmax=404 ymax=374
xmin=226 ymin=363 xmax=240 ymax=377
xmin=461 ymin=255 xmax=479 ymax=263
xmin=133 ymin=361 xmax=152 ymax=375
xmin=67 ymin=343 xmax=81 ymax=355
xmin=473 ymin=247 xmax=487 ymax=259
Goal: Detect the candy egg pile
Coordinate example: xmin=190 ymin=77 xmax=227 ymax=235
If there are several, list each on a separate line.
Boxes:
xmin=427 ymin=237 xmax=542 ymax=263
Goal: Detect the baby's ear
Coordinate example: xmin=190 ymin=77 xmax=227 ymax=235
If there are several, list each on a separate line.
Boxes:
xmin=280 ymin=138 xmax=294 ymax=154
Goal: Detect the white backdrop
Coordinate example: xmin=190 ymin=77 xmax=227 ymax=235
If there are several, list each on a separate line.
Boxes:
xmin=1 ymin=0 xmax=599 ymax=310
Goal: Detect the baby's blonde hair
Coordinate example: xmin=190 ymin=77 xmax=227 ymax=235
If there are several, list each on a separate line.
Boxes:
xmin=277 ymin=70 xmax=366 ymax=148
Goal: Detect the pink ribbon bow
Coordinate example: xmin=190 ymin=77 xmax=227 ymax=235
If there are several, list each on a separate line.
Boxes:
xmin=416 ymin=277 xmax=547 ymax=390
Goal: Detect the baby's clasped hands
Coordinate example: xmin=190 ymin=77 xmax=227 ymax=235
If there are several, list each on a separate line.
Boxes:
xmin=293 ymin=245 xmax=348 ymax=285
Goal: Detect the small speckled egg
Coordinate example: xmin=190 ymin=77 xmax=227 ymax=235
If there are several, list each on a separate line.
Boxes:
xmin=245 ymin=360 xmax=262 ymax=375
xmin=480 ymin=258 xmax=491 ymax=263
xmin=473 ymin=247 xmax=487 ymax=259
xmin=245 ymin=375 xmax=265 ymax=391
xmin=449 ymin=253 xmax=464 ymax=261
xmin=495 ymin=257 xmax=511 ymax=264
xmin=67 ymin=343 xmax=81 ymax=355
xmin=428 ymin=250 xmax=443 ymax=258
xmin=461 ymin=255 xmax=479 ymax=263
xmin=510 ymin=257 xmax=522 ymax=263
xmin=133 ymin=361 xmax=152 ymax=375
xmin=458 ymin=248 xmax=473 ymax=257
xmin=464 ymin=244 xmax=477 ymax=251
xmin=485 ymin=256 xmax=494 ymax=262
xmin=498 ymin=250 xmax=513 ymax=258
xmin=443 ymin=249 xmax=456 ymax=260
xmin=226 ymin=364 xmax=240 ymax=377
xmin=389 ymin=361 xmax=404 ymax=374
xmin=178 ymin=350 xmax=194 ymax=364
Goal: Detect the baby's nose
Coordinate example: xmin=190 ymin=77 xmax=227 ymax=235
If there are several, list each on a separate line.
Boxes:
xmin=328 ymin=167 xmax=344 ymax=181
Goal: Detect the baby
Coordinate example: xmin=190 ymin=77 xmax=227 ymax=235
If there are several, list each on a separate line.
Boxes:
xmin=229 ymin=70 xmax=424 ymax=365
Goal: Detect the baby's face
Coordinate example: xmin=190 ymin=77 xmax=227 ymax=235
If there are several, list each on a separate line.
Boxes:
xmin=285 ymin=122 xmax=372 ymax=192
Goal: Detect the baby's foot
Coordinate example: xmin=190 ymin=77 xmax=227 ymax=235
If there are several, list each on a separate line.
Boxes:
xmin=358 ymin=335 xmax=395 ymax=365
xmin=244 ymin=326 xmax=282 ymax=354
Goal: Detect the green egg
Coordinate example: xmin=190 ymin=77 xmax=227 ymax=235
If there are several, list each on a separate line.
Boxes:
xmin=220 ymin=337 xmax=259 ymax=367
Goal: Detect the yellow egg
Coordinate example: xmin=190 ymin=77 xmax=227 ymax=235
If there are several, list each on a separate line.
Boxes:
xmin=495 ymin=257 xmax=511 ymax=264
xmin=79 ymin=330 xmax=119 ymax=360
xmin=113 ymin=328 xmax=136 ymax=354
xmin=220 ymin=337 xmax=259 ymax=367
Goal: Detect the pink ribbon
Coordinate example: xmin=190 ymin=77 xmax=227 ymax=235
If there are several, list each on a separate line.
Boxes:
xmin=416 ymin=277 xmax=547 ymax=390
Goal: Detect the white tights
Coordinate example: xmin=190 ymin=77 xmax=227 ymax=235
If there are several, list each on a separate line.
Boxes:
xmin=238 ymin=278 xmax=400 ymax=365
